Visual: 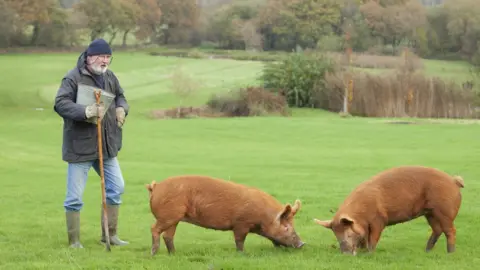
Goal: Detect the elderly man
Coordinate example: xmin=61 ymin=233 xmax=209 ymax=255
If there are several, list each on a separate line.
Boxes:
xmin=53 ymin=38 xmax=129 ymax=248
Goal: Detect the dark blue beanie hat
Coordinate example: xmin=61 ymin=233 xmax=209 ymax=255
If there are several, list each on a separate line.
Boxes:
xmin=86 ymin=38 xmax=112 ymax=56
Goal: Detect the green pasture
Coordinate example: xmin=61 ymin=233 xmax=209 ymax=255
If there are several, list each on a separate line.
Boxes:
xmin=0 ymin=51 xmax=479 ymax=269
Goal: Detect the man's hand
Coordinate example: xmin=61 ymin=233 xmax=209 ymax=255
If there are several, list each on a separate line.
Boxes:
xmin=116 ymin=107 xmax=126 ymax=128
xmin=85 ymin=103 xmax=105 ymax=120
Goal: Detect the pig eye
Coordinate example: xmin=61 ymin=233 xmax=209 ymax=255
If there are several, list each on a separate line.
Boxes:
xmin=284 ymin=225 xmax=289 ymax=232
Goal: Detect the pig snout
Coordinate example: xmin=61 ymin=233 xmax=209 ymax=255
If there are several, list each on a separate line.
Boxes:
xmin=292 ymin=231 xmax=305 ymax=248
xmin=288 ymin=232 xmax=305 ymax=249
xmin=295 ymin=240 xmax=305 ymax=248
xmin=270 ymin=231 xmax=304 ymax=249
xmin=339 ymin=240 xmax=357 ymax=255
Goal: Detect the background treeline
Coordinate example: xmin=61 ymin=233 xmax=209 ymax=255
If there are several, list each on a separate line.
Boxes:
xmin=1 ymin=0 xmax=480 ymax=65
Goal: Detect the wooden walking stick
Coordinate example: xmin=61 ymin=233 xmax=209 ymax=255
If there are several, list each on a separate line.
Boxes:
xmin=95 ymin=89 xmax=111 ymax=252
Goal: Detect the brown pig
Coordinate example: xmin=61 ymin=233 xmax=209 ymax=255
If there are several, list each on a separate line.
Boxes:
xmin=314 ymin=165 xmax=464 ymax=255
xmin=145 ymin=175 xmax=305 ymax=255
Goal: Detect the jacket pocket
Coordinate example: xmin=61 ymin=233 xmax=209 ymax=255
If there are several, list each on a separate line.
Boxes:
xmin=72 ymin=137 xmax=96 ymax=155
xmin=115 ymin=125 xmax=123 ymax=151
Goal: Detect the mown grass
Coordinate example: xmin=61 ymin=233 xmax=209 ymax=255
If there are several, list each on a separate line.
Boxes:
xmin=0 ymin=51 xmax=479 ymax=269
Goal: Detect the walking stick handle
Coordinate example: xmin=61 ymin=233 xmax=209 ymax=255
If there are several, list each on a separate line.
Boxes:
xmin=95 ymin=90 xmax=101 ymax=104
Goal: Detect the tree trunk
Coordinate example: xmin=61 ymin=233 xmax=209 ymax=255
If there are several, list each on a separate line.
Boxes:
xmin=30 ymin=22 xmax=40 ymax=46
xmin=90 ymin=31 xmax=97 ymax=42
xmin=163 ymin=30 xmax=170 ymax=44
xmin=109 ymin=31 xmax=117 ymax=45
xmin=122 ymin=29 xmax=130 ymax=47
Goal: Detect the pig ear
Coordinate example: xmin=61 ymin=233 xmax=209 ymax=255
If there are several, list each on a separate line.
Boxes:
xmin=278 ymin=204 xmax=293 ymax=221
xmin=340 ymin=215 xmax=354 ymax=226
xmin=146 ymin=180 xmax=156 ymax=192
xmin=314 ymin=219 xmax=332 ymax=229
xmin=291 ymin=199 xmax=301 ymax=216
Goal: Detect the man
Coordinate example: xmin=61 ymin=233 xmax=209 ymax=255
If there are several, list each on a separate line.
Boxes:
xmin=53 ymin=38 xmax=129 ymax=248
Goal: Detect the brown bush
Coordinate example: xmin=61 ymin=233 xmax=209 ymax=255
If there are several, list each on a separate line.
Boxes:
xmin=149 ymin=87 xmax=290 ymax=119
xmin=150 ymin=105 xmax=225 ymax=119
xmin=206 ymin=86 xmax=290 ymax=117
xmin=323 ymin=69 xmax=478 ymax=119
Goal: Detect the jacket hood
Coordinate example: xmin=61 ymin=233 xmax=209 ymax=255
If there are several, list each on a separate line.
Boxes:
xmin=76 ymin=50 xmax=88 ymax=71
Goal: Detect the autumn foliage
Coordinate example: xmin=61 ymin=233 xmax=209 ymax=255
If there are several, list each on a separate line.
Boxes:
xmin=1 ymin=0 xmax=479 ymax=66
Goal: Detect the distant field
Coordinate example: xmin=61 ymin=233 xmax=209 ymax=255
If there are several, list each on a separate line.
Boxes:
xmin=0 ymin=51 xmax=264 ymax=114
xmin=422 ymin=59 xmax=474 ymax=82
xmin=351 ymin=58 xmax=473 ymax=83
xmin=0 ymin=52 xmax=479 ymax=269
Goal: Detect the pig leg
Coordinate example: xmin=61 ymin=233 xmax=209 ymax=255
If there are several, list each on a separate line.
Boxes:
xmin=233 ymin=227 xmax=249 ymax=252
xmin=425 ymin=216 xmax=443 ymax=252
xmin=367 ymin=223 xmax=384 ymax=252
xmin=441 ymin=223 xmax=456 ymax=253
xmin=162 ymin=223 xmax=178 ymax=254
xmin=433 ymin=209 xmax=457 ymax=253
xmin=151 ymin=205 xmax=186 ymax=255
xmin=151 ymin=221 xmax=164 ymax=255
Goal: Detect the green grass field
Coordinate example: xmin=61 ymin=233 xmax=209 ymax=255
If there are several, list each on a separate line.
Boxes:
xmin=1 ymin=51 xmax=479 ymax=269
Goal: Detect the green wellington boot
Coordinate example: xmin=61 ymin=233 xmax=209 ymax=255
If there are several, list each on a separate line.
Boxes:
xmin=66 ymin=211 xmax=84 ymax=248
xmin=100 ymin=205 xmax=129 ymax=246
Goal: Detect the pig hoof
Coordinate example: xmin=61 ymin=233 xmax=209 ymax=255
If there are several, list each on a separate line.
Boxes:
xmin=69 ymin=242 xmax=84 ymax=249
xmin=342 ymin=251 xmax=357 ymax=256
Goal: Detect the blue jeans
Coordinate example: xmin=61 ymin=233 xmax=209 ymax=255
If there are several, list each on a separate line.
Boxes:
xmin=64 ymin=157 xmax=125 ymax=212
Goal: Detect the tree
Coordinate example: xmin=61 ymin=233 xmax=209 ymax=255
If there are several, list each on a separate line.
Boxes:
xmin=235 ymin=19 xmax=263 ymax=51
xmin=444 ymin=0 xmax=480 ymax=62
xmin=206 ymin=3 xmax=259 ymax=49
xmin=34 ymin=6 xmax=76 ymax=47
xmin=74 ymin=0 xmax=114 ymax=41
xmin=360 ymin=0 xmax=427 ymax=54
xmin=108 ymin=0 xmax=143 ymax=46
xmin=424 ymin=6 xmax=453 ymax=57
xmin=5 ymin=0 xmax=61 ymax=45
xmin=134 ymin=0 xmax=162 ymax=44
xmin=258 ymin=0 xmax=341 ymax=50
xmin=0 ymin=0 xmax=21 ymax=47
xmin=157 ymin=0 xmax=200 ymax=44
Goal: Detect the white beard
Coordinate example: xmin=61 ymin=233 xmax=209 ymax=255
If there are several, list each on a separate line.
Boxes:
xmin=90 ymin=63 xmax=108 ymax=75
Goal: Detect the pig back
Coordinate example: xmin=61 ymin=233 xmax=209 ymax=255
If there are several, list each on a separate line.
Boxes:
xmin=150 ymin=175 xmax=282 ymax=230
xmin=360 ymin=166 xmax=460 ymax=222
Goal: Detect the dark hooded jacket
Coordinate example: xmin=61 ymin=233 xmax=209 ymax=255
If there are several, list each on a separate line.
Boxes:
xmin=53 ymin=51 xmax=129 ymax=163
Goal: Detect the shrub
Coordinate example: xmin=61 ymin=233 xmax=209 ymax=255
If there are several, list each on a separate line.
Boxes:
xmin=261 ymin=51 xmax=337 ymax=108
xmin=206 ymin=86 xmax=289 ymax=117
xmin=170 ymin=66 xmax=202 ymax=117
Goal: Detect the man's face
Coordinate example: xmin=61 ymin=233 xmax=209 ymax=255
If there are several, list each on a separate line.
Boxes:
xmin=86 ymin=54 xmax=111 ymax=75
